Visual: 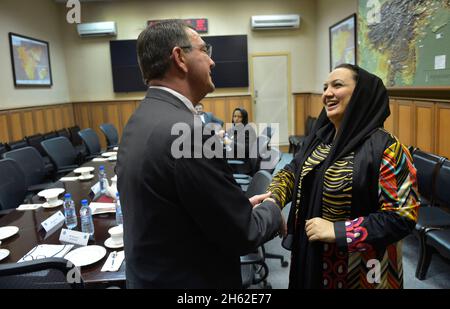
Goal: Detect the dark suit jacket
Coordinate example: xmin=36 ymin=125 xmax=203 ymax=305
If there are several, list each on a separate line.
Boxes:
xmin=203 ymin=112 xmax=224 ymax=127
xmin=117 ymin=88 xmax=281 ymax=288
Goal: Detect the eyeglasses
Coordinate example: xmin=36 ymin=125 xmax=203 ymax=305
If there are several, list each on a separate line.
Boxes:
xmin=180 ymin=43 xmax=212 ymax=58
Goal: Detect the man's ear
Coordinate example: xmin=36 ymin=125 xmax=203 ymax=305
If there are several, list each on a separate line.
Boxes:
xmin=171 ymin=46 xmax=188 ymax=73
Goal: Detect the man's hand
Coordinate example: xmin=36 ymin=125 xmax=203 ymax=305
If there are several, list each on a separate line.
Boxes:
xmin=249 ymin=192 xmax=272 ymax=208
xmin=305 ymin=217 xmax=335 ymax=243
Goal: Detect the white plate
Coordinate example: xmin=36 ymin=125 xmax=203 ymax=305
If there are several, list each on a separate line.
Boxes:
xmin=107 ymin=156 xmax=117 ymax=162
xmin=42 ymin=200 xmax=64 ymax=208
xmin=0 ymin=226 xmax=19 ymax=241
xmin=0 ymin=249 xmax=10 ymax=262
xmin=113 ymin=147 xmax=119 ymax=151
xmin=78 ymin=174 xmax=95 ymax=181
xmin=73 ymin=166 xmax=95 ymax=174
xmin=64 ymin=245 xmax=107 ymax=267
xmin=102 ymin=152 xmax=117 ymax=158
xmin=104 ymin=237 xmax=123 ymax=249
xmin=37 ymin=188 xmax=65 ymax=199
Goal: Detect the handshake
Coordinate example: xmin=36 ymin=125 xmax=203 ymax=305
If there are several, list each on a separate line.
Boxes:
xmin=249 ymin=191 xmax=287 ymax=238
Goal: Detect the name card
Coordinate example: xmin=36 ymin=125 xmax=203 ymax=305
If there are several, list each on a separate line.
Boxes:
xmin=89 ymin=182 xmax=101 ymax=200
xmin=59 ymin=228 xmax=89 ymax=246
xmin=41 ymin=211 xmax=65 ymax=234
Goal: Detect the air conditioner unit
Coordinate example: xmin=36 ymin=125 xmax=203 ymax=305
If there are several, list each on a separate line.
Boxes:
xmin=251 ymin=14 xmax=300 ymax=30
xmin=77 ymin=21 xmax=117 ymax=37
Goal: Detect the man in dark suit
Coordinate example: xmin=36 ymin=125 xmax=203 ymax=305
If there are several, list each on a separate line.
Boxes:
xmin=195 ymin=102 xmax=224 ymax=127
xmin=117 ymin=20 xmax=283 ymax=288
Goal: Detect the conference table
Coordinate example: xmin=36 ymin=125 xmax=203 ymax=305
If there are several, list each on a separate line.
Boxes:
xmin=0 ymin=158 xmax=126 ymax=288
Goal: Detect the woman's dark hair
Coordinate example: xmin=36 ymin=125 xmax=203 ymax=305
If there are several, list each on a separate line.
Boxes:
xmin=334 ymin=63 xmax=359 ymax=82
xmin=232 ymin=107 xmax=249 ymax=125
xmin=137 ymin=20 xmax=191 ymax=84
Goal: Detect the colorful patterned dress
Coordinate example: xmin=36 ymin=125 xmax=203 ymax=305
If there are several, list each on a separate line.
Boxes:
xmin=268 ymin=134 xmax=419 ymax=288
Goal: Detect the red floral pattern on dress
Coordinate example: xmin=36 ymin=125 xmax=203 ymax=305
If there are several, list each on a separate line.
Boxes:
xmin=345 ymin=217 xmax=374 ymax=252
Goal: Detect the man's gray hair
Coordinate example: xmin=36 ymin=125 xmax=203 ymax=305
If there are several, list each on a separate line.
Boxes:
xmin=137 ymin=20 xmax=191 ymax=84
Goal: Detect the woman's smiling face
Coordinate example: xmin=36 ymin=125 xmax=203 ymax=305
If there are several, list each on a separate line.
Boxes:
xmin=322 ymin=68 xmax=356 ymax=128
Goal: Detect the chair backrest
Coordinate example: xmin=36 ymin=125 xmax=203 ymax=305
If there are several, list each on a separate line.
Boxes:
xmin=260 ymin=147 xmax=281 ymax=175
xmin=412 ymin=149 xmax=445 ymax=205
xmin=305 ymin=116 xmax=317 ymax=136
xmin=68 ymin=125 xmax=83 ymax=146
xmin=7 ymin=139 xmax=28 ymax=151
xmin=434 ymin=159 xmax=450 ymax=208
xmin=0 ymin=143 xmax=7 ymax=157
xmin=56 ymin=128 xmax=71 ymax=140
xmin=99 ymin=123 xmax=119 ymax=147
xmin=0 ymin=257 xmax=84 ymax=289
xmin=0 ymin=158 xmax=26 ymax=210
xmin=26 ymin=133 xmax=46 ymax=157
xmin=3 ymin=147 xmax=46 ymax=188
xmin=244 ymin=170 xmax=273 ymax=198
xmin=249 ymin=135 xmax=271 ymax=175
xmin=78 ymin=128 xmax=101 ymax=156
xmin=41 ymin=137 xmax=78 ymax=171
xmin=43 ymin=131 xmax=59 ymax=140
xmin=261 ymin=126 xmax=274 ymax=139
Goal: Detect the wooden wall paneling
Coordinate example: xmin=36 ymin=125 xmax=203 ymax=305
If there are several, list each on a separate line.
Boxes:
xmin=117 ymin=102 xmax=137 ymax=140
xmin=241 ymin=96 xmax=253 ymax=122
xmin=8 ymin=112 xmax=24 ymax=141
xmin=384 ymin=101 xmax=395 ymax=135
xmin=44 ymin=108 xmax=55 ymax=132
xmin=78 ymin=104 xmax=91 ymax=130
xmin=436 ymin=104 xmax=450 ymax=159
xmin=310 ymin=94 xmax=323 ymax=117
xmin=212 ymin=98 xmax=227 ymax=124
xmin=61 ymin=104 xmax=75 ymax=128
xmin=0 ymin=113 xmax=10 ymax=142
xmin=90 ymin=103 xmax=107 ymax=149
xmin=22 ymin=111 xmax=35 ymax=137
xmin=397 ymin=99 xmax=414 ymax=146
xmin=294 ymin=94 xmax=308 ymax=135
xmin=33 ymin=110 xmax=46 ymax=134
xmin=53 ymin=107 xmax=64 ymax=131
xmin=414 ymin=101 xmax=434 ymax=153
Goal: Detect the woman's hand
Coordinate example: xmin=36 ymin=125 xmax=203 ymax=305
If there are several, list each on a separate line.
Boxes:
xmin=305 ymin=217 xmax=336 ymax=243
xmin=249 ymin=192 xmax=272 ymax=208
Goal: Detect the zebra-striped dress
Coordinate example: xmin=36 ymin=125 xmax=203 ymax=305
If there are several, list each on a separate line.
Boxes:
xmin=268 ymin=136 xmax=419 ymax=289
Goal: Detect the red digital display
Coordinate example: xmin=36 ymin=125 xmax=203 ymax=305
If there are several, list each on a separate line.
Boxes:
xmin=147 ymin=18 xmax=208 ymax=33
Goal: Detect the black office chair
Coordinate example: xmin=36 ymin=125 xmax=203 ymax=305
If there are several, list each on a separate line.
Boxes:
xmin=7 ymin=139 xmax=28 ymax=151
xmin=0 ymin=143 xmax=7 ymax=157
xmin=416 ymin=158 xmax=450 ymax=280
xmin=41 ymin=137 xmax=79 ymax=177
xmin=0 ymin=158 xmax=27 ymax=211
xmin=25 ymin=133 xmax=54 ymax=176
xmin=0 ymin=257 xmax=84 ymax=289
xmin=78 ymin=128 xmax=102 ymax=159
xmin=68 ymin=125 xmax=87 ymax=158
xmin=100 ymin=123 xmax=119 ymax=150
xmin=56 ymin=128 xmax=71 ymax=140
xmin=3 ymin=147 xmax=55 ymax=194
xmin=241 ymin=170 xmax=273 ymax=288
xmin=288 ymin=116 xmax=317 ymax=155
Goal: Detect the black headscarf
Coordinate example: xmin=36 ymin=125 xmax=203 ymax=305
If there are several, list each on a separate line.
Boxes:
xmin=231 ymin=107 xmax=249 ymax=125
xmin=284 ymin=65 xmax=391 ymax=288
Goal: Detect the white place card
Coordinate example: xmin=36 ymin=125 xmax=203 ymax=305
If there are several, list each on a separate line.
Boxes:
xmin=17 ymin=204 xmax=43 ymax=211
xmin=91 ymin=182 xmax=101 ymax=197
xmin=59 ymin=228 xmax=90 ymax=246
xmin=41 ymin=211 xmax=65 ymax=233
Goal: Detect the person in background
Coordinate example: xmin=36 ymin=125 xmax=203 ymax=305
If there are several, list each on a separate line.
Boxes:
xmin=265 ymin=63 xmax=419 ymax=289
xmin=116 ymin=20 xmax=283 ymax=289
xmin=194 ymin=102 xmax=224 ymax=127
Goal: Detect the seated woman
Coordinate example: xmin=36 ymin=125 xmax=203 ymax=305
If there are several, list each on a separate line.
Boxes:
xmin=225 ymin=108 xmax=257 ymax=175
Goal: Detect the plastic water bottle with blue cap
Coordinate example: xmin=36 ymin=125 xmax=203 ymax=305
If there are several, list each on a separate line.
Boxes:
xmin=98 ymin=165 xmax=108 ymax=195
xmin=80 ymin=199 xmax=95 ymax=237
xmin=115 ymin=192 xmax=123 ymax=226
xmin=63 ymin=193 xmax=77 ymax=229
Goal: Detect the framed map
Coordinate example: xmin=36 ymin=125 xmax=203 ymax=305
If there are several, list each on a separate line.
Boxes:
xmin=329 ymin=14 xmax=356 ymax=71
xmin=9 ymin=33 xmax=52 ymax=87
xmin=358 ymin=0 xmax=450 ymax=87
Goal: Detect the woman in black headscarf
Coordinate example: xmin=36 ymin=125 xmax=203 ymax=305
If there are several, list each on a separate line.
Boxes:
xmin=226 ymin=108 xmax=256 ymax=174
xmin=266 ymin=64 xmax=419 ymax=289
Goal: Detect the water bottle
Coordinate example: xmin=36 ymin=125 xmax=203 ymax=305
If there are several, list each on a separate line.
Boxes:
xmin=115 ymin=192 xmax=123 ymax=226
xmin=224 ymin=133 xmax=232 ymax=152
xmin=98 ymin=165 xmax=108 ymax=195
xmin=63 ymin=193 xmax=77 ymax=229
xmin=80 ymin=199 xmax=95 ymax=237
